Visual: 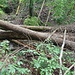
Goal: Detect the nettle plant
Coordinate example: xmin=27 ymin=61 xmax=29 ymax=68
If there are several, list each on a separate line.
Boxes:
xmin=31 ymin=43 xmax=60 ymax=75
xmin=0 ymin=40 xmax=30 ymax=75
xmin=0 ymin=40 xmax=74 ymax=75
xmin=31 ymin=42 xmax=74 ymax=75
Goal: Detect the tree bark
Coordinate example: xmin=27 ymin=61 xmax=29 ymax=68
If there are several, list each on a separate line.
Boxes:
xmin=0 ymin=20 xmax=75 ymax=50
xmin=1 ymin=23 xmax=75 ymax=33
xmin=0 ymin=30 xmax=75 ymax=40
xmin=0 ymin=30 xmax=75 ymax=50
xmin=0 ymin=20 xmax=49 ymax=40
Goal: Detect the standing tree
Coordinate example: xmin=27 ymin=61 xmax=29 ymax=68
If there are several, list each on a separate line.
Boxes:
xmin=29 ymin=0 xmax=34 ymax=17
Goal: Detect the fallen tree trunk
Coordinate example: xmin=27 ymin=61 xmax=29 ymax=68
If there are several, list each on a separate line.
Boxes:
xmin=0 ymin=20 xmax=75 ymax=33
xmin=51 ymin=37 xmax=75 ymax=51
xmin=0 ymin=25 xmax=53 ymax=32
xmin=0 ymin=20 xmax=75 ymax=50
xmin=0 ymin=30 xmax=75 ymax=41
xmin=0 ymin=20 xmax=50 ymax=40
xmin=21 ymin=25 xmax=75 ymax=33
xmin=0 ymin=31 xmax=75 ymax=50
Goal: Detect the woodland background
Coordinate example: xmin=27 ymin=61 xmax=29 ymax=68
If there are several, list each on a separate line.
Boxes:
xmin=0 ymin=0 xmax=75 ymax=75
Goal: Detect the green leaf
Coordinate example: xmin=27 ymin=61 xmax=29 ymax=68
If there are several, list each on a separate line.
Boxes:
xmin=32 ymin=59 xmax=40 ymax=68
xmin=17 ymin=61 xmax=23 ymax=66
xmin=8 ymin=65 xmax=15 ymax=74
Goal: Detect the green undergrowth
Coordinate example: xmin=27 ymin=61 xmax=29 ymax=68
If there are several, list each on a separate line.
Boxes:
xmin=46 ymin=0 xmax=75 ymax=24
xmin=0 ymin=40 xmax=30 ymax=75
xmin=0 ymin=40 xmax=74 ymax=75
xmin=23 ymin=16 xmax=41 ymax=26
xmin=0 ymin=8 xmax=5 ymax=15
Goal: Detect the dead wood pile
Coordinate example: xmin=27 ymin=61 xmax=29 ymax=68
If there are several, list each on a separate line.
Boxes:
xmin=0 ymin=20 xmax=75 ymax=50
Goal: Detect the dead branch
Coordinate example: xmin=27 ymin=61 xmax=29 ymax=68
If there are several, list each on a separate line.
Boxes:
xmin=59 ymin=29 xmax=66 ymax=75
xmin=64 ymin=63 xmax=75 ymax=75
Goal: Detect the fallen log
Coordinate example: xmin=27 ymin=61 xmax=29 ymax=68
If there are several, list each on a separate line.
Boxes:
xmin=0 ymin=31 xmax=75 ymax=50
xmin=0 ymin=20 xmax=75 ymax=32
xmin=0 ymin=20 xmax=50 ymax=40
xmin=0 ymin=31 xmax=75 ymax=41
xmin=51 ymin=37 xmax=75 ymax=51
xmin=0 ymin=25 xmax=53 ymax=32
xmin=21 ymin=25 xmax=75 ymax=33
xmin=0 ymin=20 xmax=75 ymax=50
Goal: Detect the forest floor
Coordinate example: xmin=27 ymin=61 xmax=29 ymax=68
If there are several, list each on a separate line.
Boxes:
xmin=0 ymin=5 xmax=75 ymax=75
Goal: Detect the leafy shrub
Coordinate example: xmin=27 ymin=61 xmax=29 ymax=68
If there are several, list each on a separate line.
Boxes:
xmin=0 ymin=40 xmax=30 ymax=75
xmin=46 ymin=0 xmax=75 ymax=24
xmin=0 ymin=40 xmax=10 ymax=57
xmin=31 ymin=42 xmax=74 ymax=75
xmin=0 ymin=40 xmax=74 ymax=75
xmin=0 ymin=0 xmax=8 ymax=8
xmin=32 ymin=43 xmax=60 ymax=75
xmin=24 ymin=16 xmax=41 ymax=26
xmin=0 ymin=8 xmax=5 ymax=15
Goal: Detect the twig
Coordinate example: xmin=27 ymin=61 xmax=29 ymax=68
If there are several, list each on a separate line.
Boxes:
xmin=11 ymin=40 xmax=35 ymax=50
xmin=38 ymin=0 xmax=45 ymax=18
xmin=16 ymin=0 xmax=22 ymax=15
xmin=45 ymin=28 xmax=59 ymax=42
xmin=45 ymin=10 xmax=50 ymax=26
xmin=59 ymin=29 xmax=66 ymax=75
xmin=64 ymin=63 xmax=75 ymax=75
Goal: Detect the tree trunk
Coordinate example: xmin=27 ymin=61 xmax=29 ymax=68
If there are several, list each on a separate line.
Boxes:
xmin=0 ymin=31 xmax=75 ymax=50
xmin=0 ymin=20 xmax=75 ymax=50
xmin=0 ymin=20 xmax=49 ymax=40
xmin=1 ymin=24 xmax=75 ymax=33
xmin=29 ymin=0 xmax=34 ymax=17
